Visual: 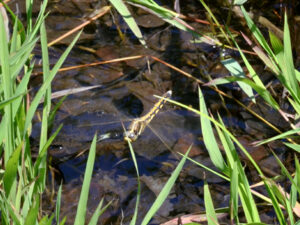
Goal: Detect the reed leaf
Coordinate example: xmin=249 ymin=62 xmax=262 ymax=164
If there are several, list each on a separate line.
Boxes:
xmin=109 ymin=0 xmax=146 ymax=47
xmin=74 ymin=134 xmax=97 ymax=225
xmin=221 ymin=58 xmax=255 ymax=103
xmin=204 ymin=181 xmax=218 ymax=225
xmin=141 ymin=146 xmax=191 ymax=225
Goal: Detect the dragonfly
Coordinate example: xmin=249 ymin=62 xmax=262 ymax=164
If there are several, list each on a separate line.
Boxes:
xmin=53 ymin=89 xmax=187 ymax=161
xmin=123 ymin=90 xmax=172 ymax=142
xmin=94 ymin=90 xmax=177 ymax=154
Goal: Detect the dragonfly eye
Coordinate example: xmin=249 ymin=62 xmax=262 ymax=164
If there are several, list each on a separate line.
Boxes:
xmin=124 ymin=131 xmax=137 ymax=141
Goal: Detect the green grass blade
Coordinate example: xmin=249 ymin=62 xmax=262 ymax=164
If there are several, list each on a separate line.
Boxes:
xmin=184 ymin=155 xmax=229 ymax=181
xmin=288 ymin=97 xmax=300 ymax=118
xmin=257 ymin=128 xmax=300 ymax=145
xmin=23 ymin=31 xmax=82 ymax=138
xmin=24 ymin=196 xmax=39 ymax=225
xmin=240 ymin=6 xmax=276 ymax=60
xmin=0 ymin=8 xmax=14 ymax=163
xmin=56 ymin=184 xmax=62 ymax=225
xmin=230 ymin=162 xmax=239 ymax=222
xmin=284 ymin=143 xmax=300 ymax=153
xmin=109 ymin=0 xmax=146 ymax=47
xmin=127 ymin=0 xmax=199 ymax=36
xmin=227 ymin=27 xmax=265 ymax=88
xmin=0 ymin=93 xmax=25 ymax=110
xmin=291 ymin=156 xmax=300 ymax=207
xmin=88 ymin=199 xmax=104 ymax=225
xmin=74 ymin=134 xmax=97 ymax=225
xmin=0 ymin=193 xmax=21 ymax=225
xmin=216 ymin=116 xmax=260 ymax=222
xmin=221 ymin=58 xmax=255 ymax=103
xmin=10 ymin=37 xmax=37 ymax=65
xmin=199 ymin=87 xmax=227 ymax=172
xmin=48 ymin=95 xmax=67 ymax=132
xmin=125 ymin=139 xmax=141 ymax=225
xmin=206 ymin=76 xmax=280 ymax=110
xmin=269 ymin=30 xmax=283 ymax=56
xmin=37 ymin=21 xmax=51 ymax=191
xmin=39 ymin=214 xmax=55 ymax=225
xmin=27 ymin=0 xmax=48 ymax=42
xmin=261 ymin=178 xmax=286 ymax=225
xmin=2 ymin=3 xmax=26 ymax=43
xmin=282 ymin=13 xmax=300 ymax=102
xmin=34 ymin=124 xmax=63 ymax=177
xmin=10 ymin=15 xmax=21 ymax=53
xmin=3 ymin=142 xmax=23 ymax=197
xmin=204 ymin=181 xmax=218 ymax=225
xmin=198 ymin=0 xmax=231 ymax=44
xmin=88 ymin=199 xmax=112 ymax=225
xmin=141 ymin=146 xmax=191 ymax=225
xmin=272 ymin=151 xmax=300 ymax=194
xmin=26 ymin=0 xmax=33 ymax=33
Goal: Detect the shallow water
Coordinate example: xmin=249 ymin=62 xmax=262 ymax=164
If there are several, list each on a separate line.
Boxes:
xmin=20 ymin=0 xmax=300 ymax=224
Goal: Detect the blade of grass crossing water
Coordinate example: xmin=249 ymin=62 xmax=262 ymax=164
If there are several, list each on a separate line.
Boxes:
xmin=185 ymin=155 xmax=229 ymax=181
xmin=257 ymin=128 xmax=300 ymax=146
xmin=74 ymin=134 xmax=97 ymax=225
xmin=199 ymin=87 xmax=227 ymax=172
xmin=109 ymin=0 xmax=146 ymax=47
xmin=221 ymin=58 xmax=255 ymax=103
xmin=33 ymin=125 xmax=63 ymax=180
xmin=228 ymin=27 xmax=266 ymax=88
xmin=126 ymin=139 xmax=141 ymax=225
xmin=127 ymin=0 xmax=199 ymax=35
xmin=198 ymin=0 xmax=231 ymax=44
xmin=240 ymin=6 xmax=276 ymax=61
xmin=207 ymin=76 xmax=280 ymax=110
xmin=204 ymin=181 xmax=219 ymax=225
xmin=48 ymin=96 xmax=67 ymax=129
xmin=141 ymin=147 xmax=191 ymax=225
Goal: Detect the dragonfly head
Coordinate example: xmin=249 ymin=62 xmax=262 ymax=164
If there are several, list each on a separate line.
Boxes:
xmin=124 ymin=130 xmax=138 ymax=142
xmin=124 ymin=119 xmax=145 ymax=142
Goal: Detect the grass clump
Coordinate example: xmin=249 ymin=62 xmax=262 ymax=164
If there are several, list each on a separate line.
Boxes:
xmin=0 ymin=1 xmax=91 ymax=224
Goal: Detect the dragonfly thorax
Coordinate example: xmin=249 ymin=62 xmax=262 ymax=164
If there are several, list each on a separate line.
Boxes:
xmin=123 ymin=90 xmax=172 ymax=142
xmin=124 ymin=119 xmax=146 ymax=142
